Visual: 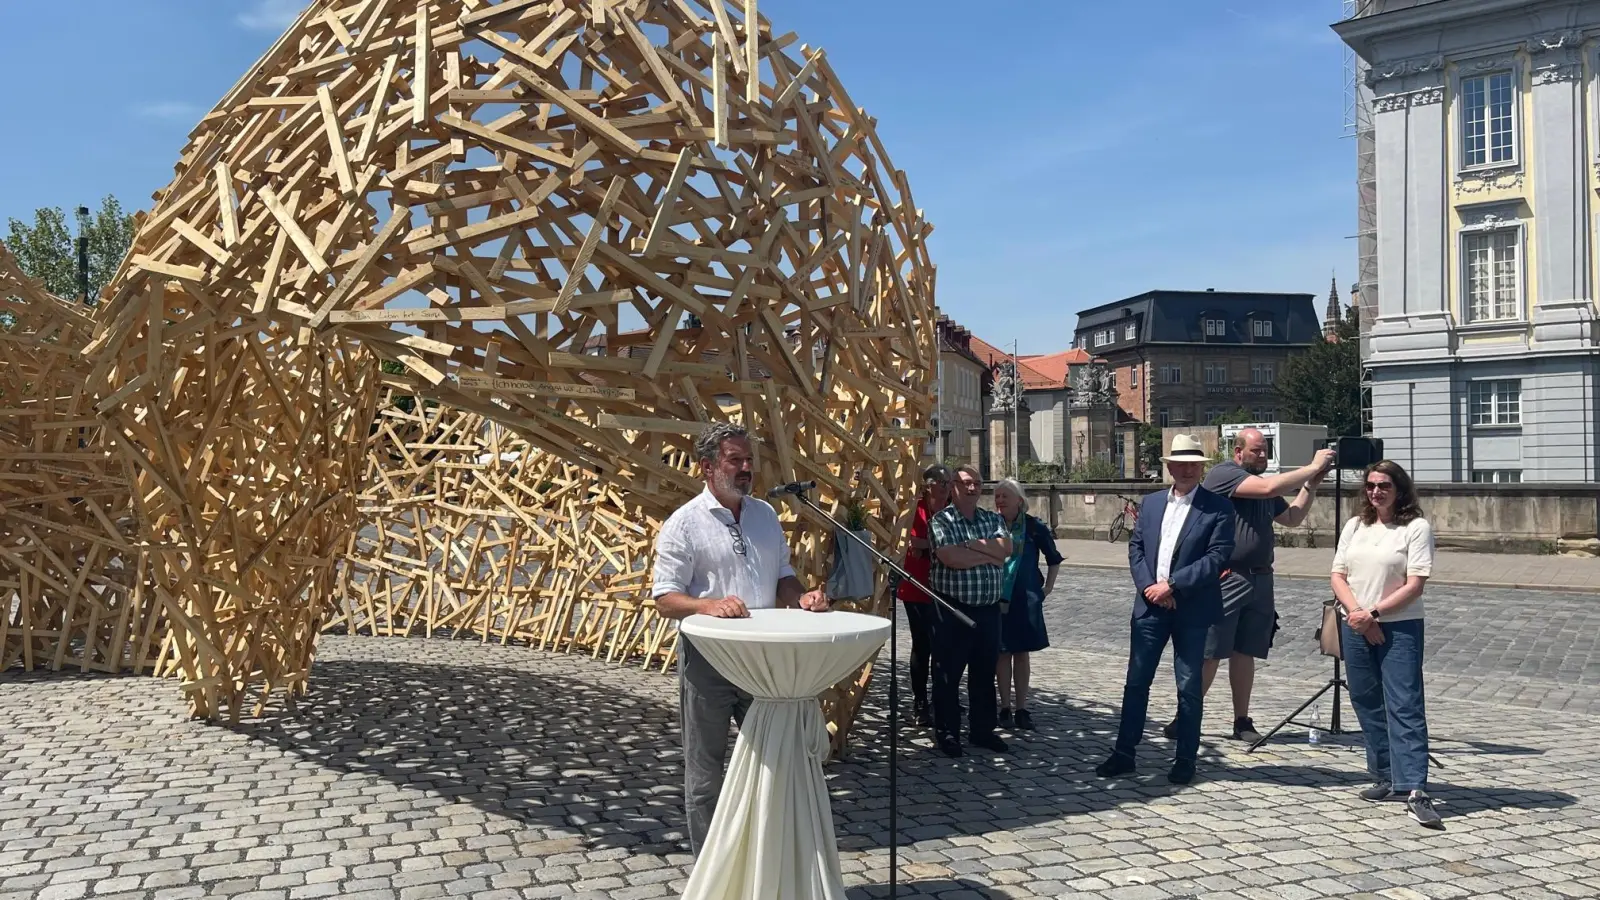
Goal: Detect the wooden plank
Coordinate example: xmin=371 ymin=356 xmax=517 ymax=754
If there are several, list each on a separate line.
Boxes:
xmin=257 ymin=186 xmax=330 ymax=274
xmin=457 ymin=376 xmax=636 ymax=400
xmin=596 ymin=413 xmax=705 ymax=434
xmin=553 ymin=176 xmax=625 ymax=316
xmin=317 ymin=85 xmax=356 ymax=196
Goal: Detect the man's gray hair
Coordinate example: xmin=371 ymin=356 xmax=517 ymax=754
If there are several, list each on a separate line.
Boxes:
xmin=694 ymin=421 xmax=749 ymax=463
xmin=994 ymin=477 xmax=1028 ymax=514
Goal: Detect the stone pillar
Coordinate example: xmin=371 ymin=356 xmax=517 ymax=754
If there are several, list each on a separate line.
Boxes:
xmin=1528 ymin=35 xmax=1596 ymax=350
xmin=988 ymin=405 xmax=1032 ymax=480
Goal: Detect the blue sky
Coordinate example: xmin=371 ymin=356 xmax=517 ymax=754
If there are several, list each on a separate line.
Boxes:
xmin=0 ymin=0 xmax=1354 ymax=354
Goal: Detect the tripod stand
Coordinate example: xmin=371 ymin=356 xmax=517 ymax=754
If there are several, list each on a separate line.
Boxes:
xmin=1246 ymin=467 xmax=1443 ymax=770
xmin=784 ymin=486 xmax=974 ymax=900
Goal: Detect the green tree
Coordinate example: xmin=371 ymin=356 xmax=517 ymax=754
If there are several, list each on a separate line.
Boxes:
xmin=1278 ymin=304 xmax=1361 ymax=436
xmin=5 ymin=196 xmax=137 ymax=304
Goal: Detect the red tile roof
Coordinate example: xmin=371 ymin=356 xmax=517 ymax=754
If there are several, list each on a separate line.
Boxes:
xmin=968 ymin=337 xmax=1086 ymax=390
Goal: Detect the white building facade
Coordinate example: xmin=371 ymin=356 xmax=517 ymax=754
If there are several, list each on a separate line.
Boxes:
xmin=1337 ymin=0 xmax=1600 ymax=483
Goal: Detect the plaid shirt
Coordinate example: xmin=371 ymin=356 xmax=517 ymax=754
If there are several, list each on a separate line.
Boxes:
xmin=928 ymin=504 xmax=1007 ymax=606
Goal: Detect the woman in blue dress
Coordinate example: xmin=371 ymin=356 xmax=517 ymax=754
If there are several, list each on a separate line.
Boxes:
xmin=993 ymin=478 xmax=1062 ymax=730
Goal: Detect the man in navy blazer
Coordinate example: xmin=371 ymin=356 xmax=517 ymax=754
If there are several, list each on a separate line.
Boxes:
xmin=1096 ymin=434 xmax=1236 ymax=785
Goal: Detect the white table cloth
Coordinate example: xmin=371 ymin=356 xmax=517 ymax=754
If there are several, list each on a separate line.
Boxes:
xmin=679 ymin=609 xmax=891 ymax=900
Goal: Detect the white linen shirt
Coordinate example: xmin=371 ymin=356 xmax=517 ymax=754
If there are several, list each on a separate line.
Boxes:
xmin=1155 ymin=486 xmax=1195 ymax=583
xmin=651 ymin=486 xmax=796 ymax=609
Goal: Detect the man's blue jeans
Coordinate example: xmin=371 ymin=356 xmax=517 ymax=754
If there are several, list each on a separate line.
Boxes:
xmin=1341 ymin=618 xmax=1429 ymax=792
xmin=1114 ymin=611 xmax=1208 ymax=763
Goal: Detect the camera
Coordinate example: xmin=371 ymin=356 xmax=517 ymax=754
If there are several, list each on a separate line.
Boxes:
xmin=1315 ymin=436 xmax=1384 ymax=470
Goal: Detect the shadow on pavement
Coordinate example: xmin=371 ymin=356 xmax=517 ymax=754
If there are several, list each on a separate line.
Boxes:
xmin=847 ymin=879 xmax=1000 ymax=899
xmin=226 ymin=653 xmax=1554 ymax=858
xmin=228 ymin=658 xmax=692 ymax=853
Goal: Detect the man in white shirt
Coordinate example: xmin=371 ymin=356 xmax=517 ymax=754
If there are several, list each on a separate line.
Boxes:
xmin=1096 ymin=434 xmax=1235 ymax=785
xmin=651 ymin=422 xmax=829 ymax=855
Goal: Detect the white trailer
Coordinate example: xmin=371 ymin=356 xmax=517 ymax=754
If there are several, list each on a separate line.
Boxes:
xmin=1218 ymin=422 xmax=1328 ymax=475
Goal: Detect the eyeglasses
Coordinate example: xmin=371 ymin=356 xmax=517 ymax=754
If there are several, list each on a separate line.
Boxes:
xmin=1364 ymin=482 xmax=1395 ymax=493
xmin=725 ymin=522 xmax=747 ymax=556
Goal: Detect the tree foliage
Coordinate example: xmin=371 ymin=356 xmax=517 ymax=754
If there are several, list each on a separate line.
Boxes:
xmin=1278 ymin=304 xmax=1362 ymax=436
xmin=5 ymin=196 xmax=136 ymax=303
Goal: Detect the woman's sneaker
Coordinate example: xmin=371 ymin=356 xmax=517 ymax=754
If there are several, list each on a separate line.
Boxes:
xmin=1357 ymin=783 xmax=1395 ymax=802
xmin=1406 ymin=791 xmax=1444 ymax=829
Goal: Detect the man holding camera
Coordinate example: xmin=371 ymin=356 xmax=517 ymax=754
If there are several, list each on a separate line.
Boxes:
xmin=1162 ymin=429 xmax=1332 ymax=744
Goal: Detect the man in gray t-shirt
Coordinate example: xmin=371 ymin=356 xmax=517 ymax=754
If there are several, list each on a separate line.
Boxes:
xmin=1160 ymin=428 xmax=1332 ymax=744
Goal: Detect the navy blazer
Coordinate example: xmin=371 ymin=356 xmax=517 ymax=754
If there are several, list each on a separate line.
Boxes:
xmin=1127 ymin=486 xmax=1236 ymax=627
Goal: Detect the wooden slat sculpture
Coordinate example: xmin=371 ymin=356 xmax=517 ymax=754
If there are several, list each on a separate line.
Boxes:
xmin=5 ymin=0 xmax=935 ymax=747
xmin=0 ymin=245 xmax=162 ymax=676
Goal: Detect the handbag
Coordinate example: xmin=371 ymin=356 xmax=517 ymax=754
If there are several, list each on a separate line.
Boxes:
xmin=1316 ymin=599 xmax=1343 ymax=659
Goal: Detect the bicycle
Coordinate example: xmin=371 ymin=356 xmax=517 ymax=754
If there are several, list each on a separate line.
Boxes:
xmin=1106 ymin=494 xmax=1140 ymax=543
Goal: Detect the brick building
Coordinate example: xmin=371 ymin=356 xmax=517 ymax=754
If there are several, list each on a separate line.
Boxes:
xmin=1072 ymin=290 xmax=1321 ymax=430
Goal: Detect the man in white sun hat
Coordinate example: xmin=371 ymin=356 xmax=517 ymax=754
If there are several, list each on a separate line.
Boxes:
xmin=1096 ymin=433 xmax=1235 ymax=786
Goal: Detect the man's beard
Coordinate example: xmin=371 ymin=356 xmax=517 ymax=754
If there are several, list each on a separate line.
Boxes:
xmin=1243 ymin=459 xmax=1268 ymax=475
xmin=715 ymin=471 xmax=752 ymax=496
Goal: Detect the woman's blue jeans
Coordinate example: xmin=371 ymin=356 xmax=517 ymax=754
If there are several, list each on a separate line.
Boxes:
xmin=1340 ymin=618 xmax=1429 ymax=792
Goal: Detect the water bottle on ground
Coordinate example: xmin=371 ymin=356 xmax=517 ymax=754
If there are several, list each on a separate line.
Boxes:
xmin=1308 ymin=703 xmax=1322 ymax=745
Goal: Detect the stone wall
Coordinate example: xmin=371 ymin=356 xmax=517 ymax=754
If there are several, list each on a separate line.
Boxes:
xmin=979 ymin=481 xmax=1600 ymax=555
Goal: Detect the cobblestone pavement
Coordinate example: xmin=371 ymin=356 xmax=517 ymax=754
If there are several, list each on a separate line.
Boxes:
xmin=1040 ymin=567 xmax=1600 ymax=716
xmin=1054 ymin=538 xmax=1600 ymax=594
xmin=4 ymin=592 xmax=1600 ymax=900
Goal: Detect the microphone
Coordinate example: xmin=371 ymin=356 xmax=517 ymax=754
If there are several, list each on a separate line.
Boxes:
xmin=766 ymin=480 xmax=816 ymax=498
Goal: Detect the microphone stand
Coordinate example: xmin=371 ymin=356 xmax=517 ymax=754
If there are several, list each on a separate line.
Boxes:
xmin=783 ymin=485 xmax=975 ymax=900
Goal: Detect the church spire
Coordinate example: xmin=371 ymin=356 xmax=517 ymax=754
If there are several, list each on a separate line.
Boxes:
xmin=1323 ymin=272 xmax=1341 ymax=340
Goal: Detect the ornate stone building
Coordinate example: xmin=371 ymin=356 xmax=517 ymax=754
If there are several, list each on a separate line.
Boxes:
xmin=1337 ymin=1 xmax=1600 ymax=482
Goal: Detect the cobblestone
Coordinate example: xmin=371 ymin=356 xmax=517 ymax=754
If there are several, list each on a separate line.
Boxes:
xmin=4 ymin=584 xmax=1598 ymax=900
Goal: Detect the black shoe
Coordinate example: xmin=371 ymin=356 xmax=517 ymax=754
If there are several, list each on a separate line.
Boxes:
xmin=1161 ymin=718 xmax=1177 ymax=740
xmin=1232 ymin=717 xmax=1263 ymax=743
xmin=1014 ymin=709 xmax=1035 ymax=731
xmin=1358 ymin=782 xmax=1396 ymax=802
xmin=970 ymin=733 xmax=1009 ymax=754
xmin=913 ymin=704 xmax=932 ymax=727
xmin=937 ymin=737 xmax=964 ymax=757
xmin=1167 ymin=760 xmax=1196 ymax=785
xmin=1094 ymin=753 xmax=1136 ymax=778
xmin=999 ymin=708 xmax=1013 ymax=727
xmin=1406 ymin=791 xmax=1444 ymax=829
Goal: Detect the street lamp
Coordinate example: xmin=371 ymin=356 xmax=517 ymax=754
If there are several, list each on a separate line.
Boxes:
xmin=75 ymin=205 xmax=91 ymax=305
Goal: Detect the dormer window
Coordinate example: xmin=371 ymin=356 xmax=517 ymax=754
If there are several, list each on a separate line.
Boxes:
xmin=1203 ymin=317 xmax=1226 ymax=337
xmin=1252 ymin=319 xmax=1273 ymax=338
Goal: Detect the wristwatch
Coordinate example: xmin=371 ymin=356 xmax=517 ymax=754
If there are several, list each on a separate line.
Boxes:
xmin=1370 ymin=608 xmax=1382 ymax=621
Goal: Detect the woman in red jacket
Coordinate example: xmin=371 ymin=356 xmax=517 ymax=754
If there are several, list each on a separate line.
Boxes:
xmin=898 ymin=464 xmax=951 ymax=726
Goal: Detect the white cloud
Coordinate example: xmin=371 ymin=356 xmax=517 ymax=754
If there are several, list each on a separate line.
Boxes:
xmin=132 ymin=101 xmax=201 ymax=120
xmin=238 ymin=0 xmax=303 ymax=31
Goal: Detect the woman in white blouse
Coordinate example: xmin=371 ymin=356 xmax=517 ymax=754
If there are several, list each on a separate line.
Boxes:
xmin=1330 ymin=460 xmax=1442 ymax=830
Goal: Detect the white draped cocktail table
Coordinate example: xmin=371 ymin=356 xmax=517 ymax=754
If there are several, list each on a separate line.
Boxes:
xmin=678 ymin=608 xmax=891 ymax=900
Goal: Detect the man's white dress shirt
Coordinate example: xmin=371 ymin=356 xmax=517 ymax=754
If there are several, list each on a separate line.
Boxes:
xmin=652 ymin=486 xmax=795 ymax=608
xmin=1154 ymin=486 xmax=1195 ymax=583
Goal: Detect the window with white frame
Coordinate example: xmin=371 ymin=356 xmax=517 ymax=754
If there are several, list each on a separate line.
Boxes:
xmin=1203 ymin=318 xmax=1226 ymax=337
xmin=1204 ymin=363 xmax=1227 ymax=385
xmin=1159 ymin=364 xmax=1182 ymax=384
xmin=1462 ymin=72 xmax=1515 ymax=168
xmin=1252 ymin=319 xmax=1273 ymax=338
xmin=1124 ymin=322 xmax=1137 ymax=340
xmin=1251 ymin=362 xmax=1275 ymax=385
xmin=1463 ymin=228 xmax=1520 ymax=322
xmin=1469 ymin=379 xmax=1521 ymax=426
xmin=1129 ymin=366 xmax=1138 ymax=388
xmin=1252 ymin=406 xmax=1275 ymax=421
xmin=1471 ymin=469 xmax=1522 ymax=483
xmin=1204 ymin=406 xmax=1226 ymax=424
xmin=1094 ymin=329 xmax=1113 ymax=347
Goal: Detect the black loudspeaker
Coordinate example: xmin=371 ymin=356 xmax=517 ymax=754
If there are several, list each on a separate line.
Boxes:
xmin=1333 ymin=436 xmax=1384 ymax=470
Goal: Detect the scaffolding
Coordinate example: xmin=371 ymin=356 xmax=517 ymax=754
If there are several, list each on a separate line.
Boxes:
xmin=1343 ymin=0 xmax=1379 ymax=434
